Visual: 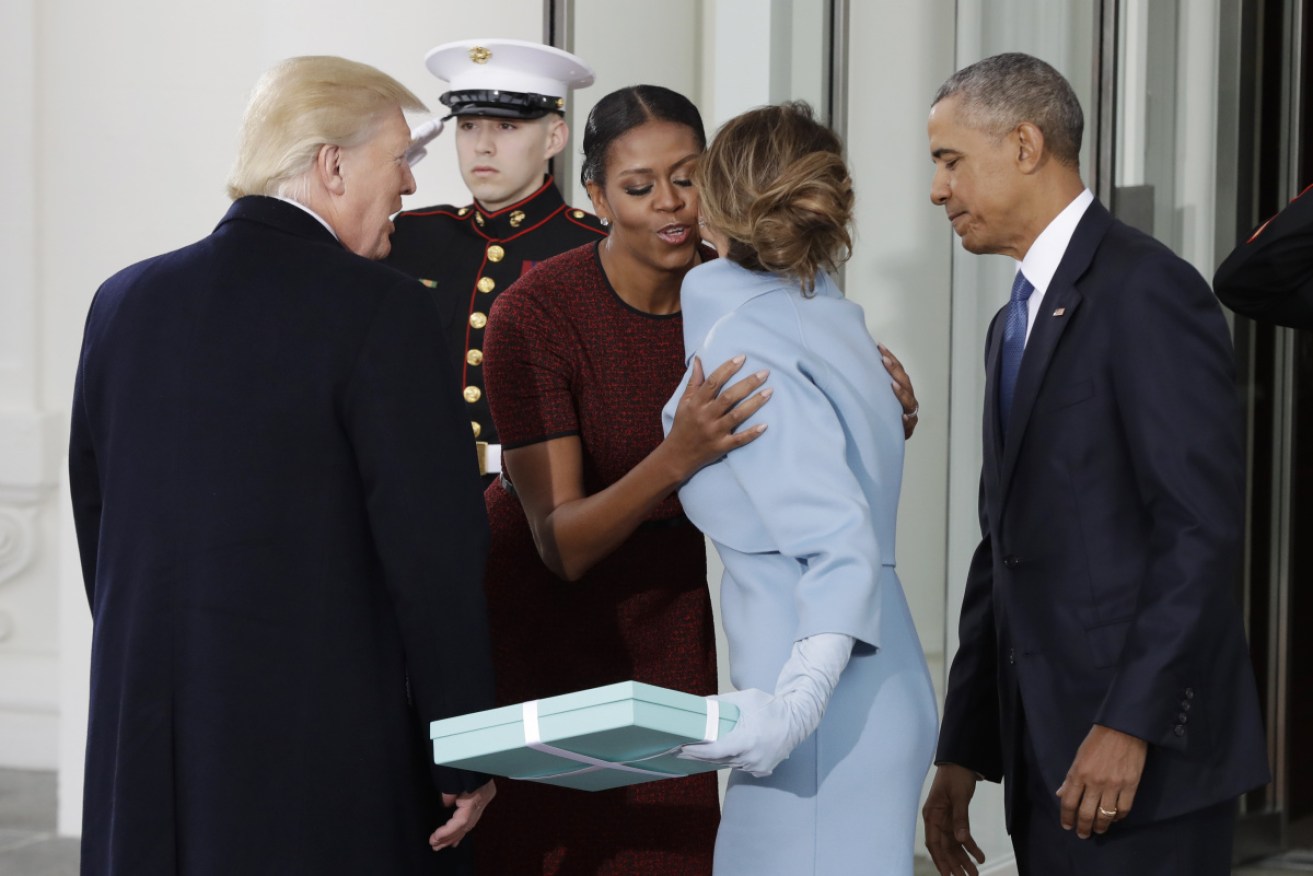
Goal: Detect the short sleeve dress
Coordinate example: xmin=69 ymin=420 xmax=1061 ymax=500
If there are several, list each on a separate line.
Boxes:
xmin=472 ymin=241 xmax=720 ymax=876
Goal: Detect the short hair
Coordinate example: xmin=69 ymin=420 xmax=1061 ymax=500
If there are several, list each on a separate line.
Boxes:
xmin=695 ymin=101 xmax=853 ymax=292
xmin=227 ymin=56 xmax=425 ymax=201
xmin=932 ymin=52 xmax=1083 ymax=167
xmin=579 ymin=85 xmax=706 ymax=188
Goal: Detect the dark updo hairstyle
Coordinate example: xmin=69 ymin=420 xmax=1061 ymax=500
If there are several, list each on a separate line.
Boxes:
xmin=694 ymin=101 xmax=853 ymax=292
xmin=580 ymin=84 xmax=707 ymax=188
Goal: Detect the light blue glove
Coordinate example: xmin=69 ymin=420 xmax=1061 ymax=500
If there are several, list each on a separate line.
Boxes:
xmin=677 ymin=632 xmax=855 ymax=777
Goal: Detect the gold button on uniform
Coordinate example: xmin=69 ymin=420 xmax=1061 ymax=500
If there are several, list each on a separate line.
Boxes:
xmin=486 ymin=245 xmax=505 ymax=263
xmin=571 ymin=210 xmax=585 ymax=219
xmin=510 ymin=210 xmax=526 ymax=228
xmin=471 ymin=420 xmax=482 ymax=437
xmin=477 ymin=277 xmax=496 ymax=294
xmin=469 ymin=312 xmax=487 ymax=329
xmin=463 ymin=386 xmax=482 ymax=403
xmin=467 ymin=349 xmax=484 ymax=366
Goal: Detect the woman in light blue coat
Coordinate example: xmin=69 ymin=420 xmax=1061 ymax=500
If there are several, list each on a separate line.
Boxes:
xmin=662 ymin=102 xmax=937 ymax=874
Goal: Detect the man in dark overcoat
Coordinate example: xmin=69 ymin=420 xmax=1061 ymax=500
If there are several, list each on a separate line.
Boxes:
xmin=69 ymin=55 xmax=496 ymax=875
xmin=920 ymin=53 xmax=1269 ymax=875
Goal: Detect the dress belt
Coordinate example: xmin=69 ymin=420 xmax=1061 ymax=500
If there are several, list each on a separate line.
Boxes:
xmin=476 ymin=442 xmax=502 ymax=476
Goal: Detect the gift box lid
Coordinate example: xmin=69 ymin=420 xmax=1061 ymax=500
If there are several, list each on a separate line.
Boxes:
xmin=428 ymin=681 xmax=738 ymax=791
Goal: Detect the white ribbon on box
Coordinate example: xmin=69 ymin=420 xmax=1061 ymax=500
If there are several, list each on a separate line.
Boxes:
xmin=512 ymin=696 xmax=723 ymax=782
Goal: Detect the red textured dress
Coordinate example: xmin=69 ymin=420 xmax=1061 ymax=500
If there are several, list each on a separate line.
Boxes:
xmin=473 ymin=242 xmax=720 ymax=875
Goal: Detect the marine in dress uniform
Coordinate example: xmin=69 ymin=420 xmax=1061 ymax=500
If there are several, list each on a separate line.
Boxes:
xmin=385 ymin=39 xmax=605 ymax=475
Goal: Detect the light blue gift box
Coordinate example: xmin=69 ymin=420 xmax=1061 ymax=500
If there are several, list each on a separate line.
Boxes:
xmin=429 ymin=681 xmax=739 ymax=792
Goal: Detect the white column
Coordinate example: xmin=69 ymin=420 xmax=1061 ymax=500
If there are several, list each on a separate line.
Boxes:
xmin=0 ymin=0 xmax=65 ymax=773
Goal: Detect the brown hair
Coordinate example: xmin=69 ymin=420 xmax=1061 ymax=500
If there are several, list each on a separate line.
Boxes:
xmin=694 ymin=101 xmax=853 ymax=292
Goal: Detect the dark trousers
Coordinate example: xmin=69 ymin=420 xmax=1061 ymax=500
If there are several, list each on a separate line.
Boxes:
xmin=1013 ymin=720 xmax=1236 ymax=875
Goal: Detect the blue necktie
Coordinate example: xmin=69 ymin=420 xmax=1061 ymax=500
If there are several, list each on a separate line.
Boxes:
xmin=998 ymin=271 xmax=1034 ymax=437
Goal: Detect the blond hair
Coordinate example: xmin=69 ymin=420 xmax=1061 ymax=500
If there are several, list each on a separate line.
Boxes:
xmin=227 ymin=56 xmax=425 ymax=201
xmin=695 ymin=101 xmax=853 ymax=292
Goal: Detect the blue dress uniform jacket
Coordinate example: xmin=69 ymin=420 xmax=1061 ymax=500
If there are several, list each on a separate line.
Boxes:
xmin=937 ymin=199 xmax=1270 ymax=829
xmin=1213 ymin=182 xmax=1313 ymax=328
xmin=384 ymin=177 xmax=606 ymax=453
xmin=69 ymin=196 xmax=495 ymax=875
xmin=664 ymin=259 xmax=937 ymax=875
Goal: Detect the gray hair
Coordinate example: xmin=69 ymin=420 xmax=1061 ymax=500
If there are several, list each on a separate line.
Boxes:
xmin=932 ymin=52 xmax=1083 ymax=167
xmin=227 ymin=56 xmax=425 ymax=201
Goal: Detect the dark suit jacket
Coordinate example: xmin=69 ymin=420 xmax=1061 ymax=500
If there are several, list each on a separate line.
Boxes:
xmin=937 ymin=199 xmax=1270 ymax=829
xmin=69 ymin=196 xmax=495 ymax=875
xmin=1213 ymin=183 xmax=1313 ymax=328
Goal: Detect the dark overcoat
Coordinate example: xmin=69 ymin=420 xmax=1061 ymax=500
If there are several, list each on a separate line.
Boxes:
xmin=69 ymin=196 xmax=494 ymax=875
xmin=937 ymin=200 xmax=1270 ymax=829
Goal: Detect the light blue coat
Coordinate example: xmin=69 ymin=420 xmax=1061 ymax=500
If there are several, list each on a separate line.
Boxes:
xmin=662 ymin=258 xmax=937 ymax=875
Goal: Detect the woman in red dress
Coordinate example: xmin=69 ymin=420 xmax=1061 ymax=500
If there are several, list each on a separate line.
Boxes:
xmin=472 ymin=86 xmax=769 ymax=875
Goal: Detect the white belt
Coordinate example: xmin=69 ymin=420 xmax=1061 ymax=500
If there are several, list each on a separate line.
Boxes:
xmin=475 ymin=442 xmax=502 ymax=476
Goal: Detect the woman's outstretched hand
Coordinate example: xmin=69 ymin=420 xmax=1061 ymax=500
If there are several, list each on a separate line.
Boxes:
xmin=663 ymin=354 xmax=772 ymax=479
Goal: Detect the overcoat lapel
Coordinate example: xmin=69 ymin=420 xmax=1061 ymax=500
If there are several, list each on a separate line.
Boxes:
xmin=997 ymin=200 xmax=1113 ymax=508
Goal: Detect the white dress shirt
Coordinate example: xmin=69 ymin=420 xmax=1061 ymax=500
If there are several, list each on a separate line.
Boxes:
xmin=1016 ymin=187 xmax=1094 ymax=342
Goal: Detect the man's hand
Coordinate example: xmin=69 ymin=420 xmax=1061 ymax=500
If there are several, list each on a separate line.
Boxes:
xmin=879 ymin=344 xmax=920 ymax=439
xmin=430 ymin=779 xmax=496 ymax=851
xmin=1056 ymin=725 xmax=1147 ymax=839
xmin=923 ymin=763 xmax=986 ymax=876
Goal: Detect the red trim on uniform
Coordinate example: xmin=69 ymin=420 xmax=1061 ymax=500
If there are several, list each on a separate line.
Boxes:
xmin=395 ymin=207 xmax=468 ymax=220
xmin=564 ymin=214 xmax=609 ymax=238
xmin=477 ymin=177 xmax=557 ymax=218
xmin=464 ymin=252 xmax=491 ymax=389
xmin=1249 ymin=181 xmax=1313 ymax=243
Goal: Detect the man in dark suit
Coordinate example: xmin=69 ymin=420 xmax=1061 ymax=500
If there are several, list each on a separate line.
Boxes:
xmin=921 ymin=53 xmax=1269 ymax=875
xmin=70 ymin=56 xmax=496 ymax=875
xmin=1214 ymin=183 xmax=1313 ymax=328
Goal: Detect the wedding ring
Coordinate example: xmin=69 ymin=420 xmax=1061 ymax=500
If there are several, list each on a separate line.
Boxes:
xmin=1098 ymin=806 xmax=1118 ymax=818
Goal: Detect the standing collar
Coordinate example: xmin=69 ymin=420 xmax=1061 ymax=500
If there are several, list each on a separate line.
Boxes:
xmin=470 ymin=176 xmax=571 ymax=239
xmin=679 ymin=258 xmax=838 ymax=360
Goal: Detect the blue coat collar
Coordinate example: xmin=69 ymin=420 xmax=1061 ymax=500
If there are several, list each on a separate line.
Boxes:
xmin=680 ymin=258 xmax=841 ymax=357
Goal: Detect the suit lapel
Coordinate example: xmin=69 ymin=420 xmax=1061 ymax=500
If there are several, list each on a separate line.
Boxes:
xmin=983 ymin=308 xmax=1007 ymax=483
xmin=997 ymin=200 xmax=1113 ymax=502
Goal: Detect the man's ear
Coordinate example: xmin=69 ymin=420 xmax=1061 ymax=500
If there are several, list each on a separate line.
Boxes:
xmin=544 ymin=117 xmax=569 ymax=162
xmin=1014 ymin=122 xmax=1046 ymax=174
xmin=316 ymin=143 xmax=347 ymax=196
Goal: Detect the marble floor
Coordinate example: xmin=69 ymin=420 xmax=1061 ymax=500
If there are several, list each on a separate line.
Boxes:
xmin=0 ymin=767 xmax=1305 ymax=875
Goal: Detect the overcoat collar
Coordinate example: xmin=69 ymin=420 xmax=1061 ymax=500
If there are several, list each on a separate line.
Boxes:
xmin=991 ymin=198 xmax=1114 ymax=503
xmin=679 ymin=258 xmax=838 ymax=363
xmin=216 ymin=196 xmax=345 ymax=249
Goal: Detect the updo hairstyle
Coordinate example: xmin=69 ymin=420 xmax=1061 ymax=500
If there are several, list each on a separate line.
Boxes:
xmin=694 ymin=101 xmax=853 ymax=292
xmin=580 ymin=85 xmax=707 ymax=188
